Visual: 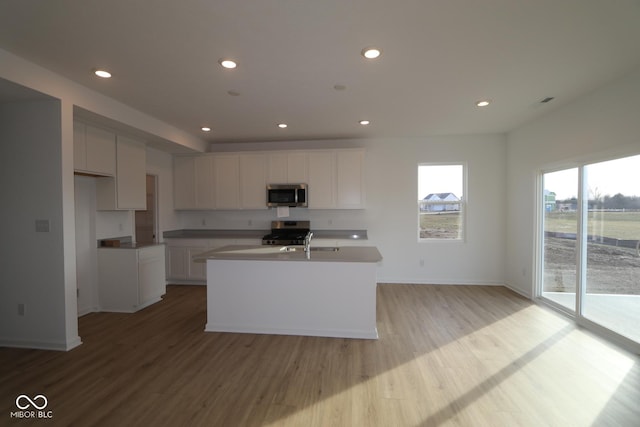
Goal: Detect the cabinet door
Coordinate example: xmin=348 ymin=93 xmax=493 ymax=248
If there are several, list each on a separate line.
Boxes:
xmin=174 ymin=156 xmax=196 ymax=209
xmin=167 ymin=246 xmax=187 ymax=280
xmin=287 ymin=152 xmax=308 ymax=183
xmin=138 ymin=245 xmax=166 ymax=304
xmin=307 ymin=151 xmax=336 ymax=208
xmin=85 ymin=125 xmax=116 ymax=176
xmin=213 ymin=154 xmax=240 ymax=209
xmin=267 ymin=152 xmax=288 ymax=183
xmin=336 ymin=149 xmax=366 ymax=208
xmin=195 ymin=156 xmax=215 ymax=209
xmin=240 ymin=153 xmax=267 ymax=209
xmin=116 ymin=136 xmax=146 ymax=209
xmin=187 ymin=247 xmax=207 ymax=280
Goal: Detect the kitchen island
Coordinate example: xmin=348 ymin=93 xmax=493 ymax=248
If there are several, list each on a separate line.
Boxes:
xmin=200 ymin=245 xmax=382 ymax=339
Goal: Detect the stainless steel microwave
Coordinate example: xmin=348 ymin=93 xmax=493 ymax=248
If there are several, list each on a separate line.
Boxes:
xmin=266 ymin=184 xmax=308 ymax=207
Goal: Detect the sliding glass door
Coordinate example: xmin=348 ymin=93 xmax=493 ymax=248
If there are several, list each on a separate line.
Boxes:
xmin=541 ymin=168 xmax=579 ymax=311
xmin=540 ymin=154 xmax=640 ymax=345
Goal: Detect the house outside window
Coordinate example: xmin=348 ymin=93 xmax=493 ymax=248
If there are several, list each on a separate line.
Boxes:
xmin=418 ymin=164 xmax=466 ymax=240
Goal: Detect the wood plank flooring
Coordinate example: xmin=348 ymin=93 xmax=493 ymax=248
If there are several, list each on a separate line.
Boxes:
xmin=1 ymin=284 xmax=639 ymax=426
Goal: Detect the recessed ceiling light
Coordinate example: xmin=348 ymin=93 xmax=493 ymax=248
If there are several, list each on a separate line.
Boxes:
xmin=361 ymin=47 xmax=382 ymax=59
xmin=219 ymin=59 xmax=237 ymax=69
xmin=359 ymin=120 xmax=371 ymax=126
xmin=278 ymin=123 xmax=288 ymax=129
xmin=476 ymin=100 xmax=490 ymax=107
xmin=334 ymin=84 xmax=347 ymax=91
xmin=94 ymin=69 xmax=112 ymax=78
xmin=201 ymin=127 xmax=211 ymax=132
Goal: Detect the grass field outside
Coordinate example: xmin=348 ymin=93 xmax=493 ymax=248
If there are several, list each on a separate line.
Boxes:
xmin=419 ymin=212 xmax=462 ymax=239
xmin=543 ymin=210 xmax=639 ymax=295
xmin=544 ymin=211 xmax=640 ymax=240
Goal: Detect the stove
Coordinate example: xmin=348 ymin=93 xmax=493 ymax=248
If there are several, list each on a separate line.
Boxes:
xmin=262 ymin=220 xmax=310 ymax=245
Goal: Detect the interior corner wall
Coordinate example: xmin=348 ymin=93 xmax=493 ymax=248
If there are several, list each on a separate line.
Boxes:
xmin=146 ymin=146 xmax=180 ymax=241
xmin=505 ymin=66 xmax=640 ymax=297
xmin=0 ymin=99 xmax=79 ymax=350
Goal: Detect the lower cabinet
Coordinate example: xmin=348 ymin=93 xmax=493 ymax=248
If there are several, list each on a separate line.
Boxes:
xmin=165 ymin=238 xmax=260 ymax=283
xmin=98 ymin=244 xmax=166 ymax=312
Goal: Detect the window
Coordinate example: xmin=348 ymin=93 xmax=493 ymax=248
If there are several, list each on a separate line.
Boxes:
xmin=418 ymin=164 xmax=465 ymax=240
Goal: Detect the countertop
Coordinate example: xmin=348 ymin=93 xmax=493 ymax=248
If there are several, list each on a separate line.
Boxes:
xmin=99 ymin=242 xmax=165 ymax=250
xmin=163 ymin=229 xmax=368 ymax=240
xmin=195 ymin=244 xmax=382 ymax=263
xmin=98 ymin=236 xmax=165 ymax=249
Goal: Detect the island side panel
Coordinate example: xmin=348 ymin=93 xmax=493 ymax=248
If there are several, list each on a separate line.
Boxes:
xmin=205 ymin=259 xmax=378 ymax=339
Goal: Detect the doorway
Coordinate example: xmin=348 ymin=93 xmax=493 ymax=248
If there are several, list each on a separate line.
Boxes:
xmin=135 ymin=174 xmax=157 ymax=244
xmin=539 ymin=154 xmax=640 ymax=348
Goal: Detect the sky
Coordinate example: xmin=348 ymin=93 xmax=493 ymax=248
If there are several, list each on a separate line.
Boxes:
xmin=543 ymin=154 xmax=640 ymax=200
xmin=418 ymin=164 xmax=463 ymax=199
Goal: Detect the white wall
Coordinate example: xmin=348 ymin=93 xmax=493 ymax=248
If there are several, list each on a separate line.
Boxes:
xmin=0 ymin=99 xmax=81 ymax=350
xmin=180 ymin=135 xmax=508 ymax=285
xmin=146 ymin=147 xmax=180 ymax=241
xmin=505 ymin=66 xmax=640 ymax=297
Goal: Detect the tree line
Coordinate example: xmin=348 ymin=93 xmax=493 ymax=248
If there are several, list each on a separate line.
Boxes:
xmin=558 ymin=193 xmax=640 ymax=210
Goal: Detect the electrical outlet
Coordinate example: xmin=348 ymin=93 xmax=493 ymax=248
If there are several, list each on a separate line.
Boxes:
xmin=201 ymin=218 xmax=206 ymax=226
xmin=328 ymin=219 xmax=333 ymax=226
xmin=248 ymin=219 xmax=253 ymax=226
xmin=18 ymin=303 xmax=25 ymax=316
xmin=419 ymin=259 xmax=425 ymax=267
xmin=118 ymin=223 xmax=124 ymax=231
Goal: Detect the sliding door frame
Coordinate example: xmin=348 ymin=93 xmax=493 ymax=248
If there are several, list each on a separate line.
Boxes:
xmin=536 ymin=155 xmax=640 ymax=354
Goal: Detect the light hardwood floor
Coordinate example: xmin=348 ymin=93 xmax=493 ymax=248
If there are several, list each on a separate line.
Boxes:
xmin=1 ymin=284 xmax=639 ymax=426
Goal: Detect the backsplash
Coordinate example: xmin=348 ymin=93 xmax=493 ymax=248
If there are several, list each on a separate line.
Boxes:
xmin=176 ymin=209 xmax=368 ymax=231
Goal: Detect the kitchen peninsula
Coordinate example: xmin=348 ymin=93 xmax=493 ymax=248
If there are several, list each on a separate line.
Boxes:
xmin=200 ymin=245 xmax=382 ymax=339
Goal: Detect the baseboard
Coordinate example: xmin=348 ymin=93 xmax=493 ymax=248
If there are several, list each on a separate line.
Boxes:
xmin=205 ymin=323 xmax=379 ymax=340
xmin=377 ymin=278 xmax=506 ymax=286
xmin=0 ymin=336 xmax=82 ymax=351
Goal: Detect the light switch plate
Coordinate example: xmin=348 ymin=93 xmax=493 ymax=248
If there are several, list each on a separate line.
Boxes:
xmin=35 ymin=219 xmax=50 ymax=232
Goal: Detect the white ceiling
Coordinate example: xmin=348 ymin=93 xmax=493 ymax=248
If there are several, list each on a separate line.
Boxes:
xmin=1 ymin=0 xmax=640 ymax=145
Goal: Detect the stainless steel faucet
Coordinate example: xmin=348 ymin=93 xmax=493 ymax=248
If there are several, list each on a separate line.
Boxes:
xmin=304 ymin=231 xmax=314 ymax=257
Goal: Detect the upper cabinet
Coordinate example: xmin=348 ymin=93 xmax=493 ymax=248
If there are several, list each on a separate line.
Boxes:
xmin=96 ymin=135 xmax=146 ymax=210
xmin=213 ymin=154 xmax=240 ymax=209
xmin=336 ymin=149 xmax=366 ymax=209
xmin=266 ymin=152 xmax=308 ymax=184
xmin=240 ymin=153 xmax=268 ymax=209
xmin=173 ymin=148 xmax=365 ymax=210
xmin=307 ymin=151 xmax=335 ymax=208
xmin=74 ymin=122 xmax=116 ymax=176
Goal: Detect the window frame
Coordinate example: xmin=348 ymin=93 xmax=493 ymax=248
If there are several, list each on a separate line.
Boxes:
xmin=417 ymin=162 xmax=467 ymax=242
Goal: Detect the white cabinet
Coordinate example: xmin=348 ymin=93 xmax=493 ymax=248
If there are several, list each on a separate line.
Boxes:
xmin=173 ymin=148 xmax=364 ymax=210
xmin=173 ymin=156 xmax=215 ymax=209
xmin=213 ymin=154 xmax=240 ymax=209
xmin=165 ymin=238 xmax=239 ymax=283
xmin=74 ymin=122 xmax=116 ymax=176
xmin=167 ymin=245 xmax=188 ymax=280
xmin=307 ymin=151 xmax=336 ymax=208
xmin=240 ymin=153 xmax=267 ymax=209
xmin=96 ymin=136 xmax=146 ymax=210
xmin=266 ymin=151 xmax=308 ymax=184
xmin=98 ymin=245 xmax=166 ymax=312
xmin=173 ymin=157 xmax=196 ymax=209
xmin=195 ymin=156 xmax=215 ymax=209
xmin=336 ymin=149 xmax=366 ymax=208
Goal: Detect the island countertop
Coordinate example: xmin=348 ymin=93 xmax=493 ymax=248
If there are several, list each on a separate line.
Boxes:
xmin=196 ymin=244 xmax=382 ymax=263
